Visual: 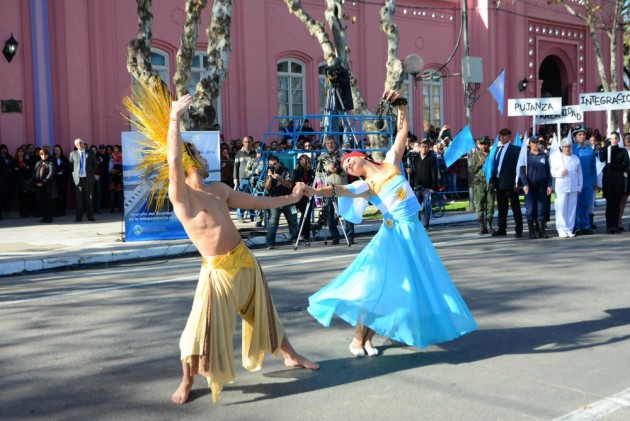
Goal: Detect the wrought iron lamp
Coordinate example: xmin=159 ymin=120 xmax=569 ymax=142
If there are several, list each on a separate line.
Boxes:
xmin=517 ymin=78 xmax=528 ymax=92
xmin=3 ymin=33 xmax=18 ymax=63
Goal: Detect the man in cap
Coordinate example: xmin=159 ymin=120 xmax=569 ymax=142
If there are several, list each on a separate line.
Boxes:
xmin=468 ymin=135 xmax=494 ymax=234
xmin=572 ymin=126 xmax=597 ymax=234
xmin=519 ymin=136 xmax=552 ymax=238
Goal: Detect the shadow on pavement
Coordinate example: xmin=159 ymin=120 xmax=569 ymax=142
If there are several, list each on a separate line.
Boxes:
xmin=222 ymin=307 xmax=630 ymax=404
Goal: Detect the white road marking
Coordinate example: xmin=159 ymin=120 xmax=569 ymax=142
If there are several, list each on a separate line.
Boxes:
xmin=554 ymin=388 xmax=630 ymax=420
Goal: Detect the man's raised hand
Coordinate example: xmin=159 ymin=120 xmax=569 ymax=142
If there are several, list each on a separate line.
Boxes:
xmin=171 ymin=94 xmax=193 ymax=118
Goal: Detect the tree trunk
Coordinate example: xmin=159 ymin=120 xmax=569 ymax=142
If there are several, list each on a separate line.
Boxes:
xmin=126 ymin=0 xmax=162 ymax=89
xmin=173 ymin=0 xmax=207 ymax=99
xmin=184 ymin=0 xmax=234 ymax=131
xmin=369 ymin=0 xmax=404 ymax=162
xmin=556 ymin=0 xmax=623 ymax=134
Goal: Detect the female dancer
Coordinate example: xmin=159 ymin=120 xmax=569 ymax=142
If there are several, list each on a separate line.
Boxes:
xmin=305 ymin=90 xmax=478 ymax=357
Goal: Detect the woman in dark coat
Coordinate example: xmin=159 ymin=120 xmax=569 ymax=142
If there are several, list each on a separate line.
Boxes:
xmin=14 ymin=146 xmax=34 ymax=217
xmin=33 ymin=146 xmax=58 ymax=223
xmin=53 ymin=145 xmax=71 ymax=216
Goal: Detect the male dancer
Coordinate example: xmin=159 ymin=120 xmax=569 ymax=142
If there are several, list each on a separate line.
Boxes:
xmin=167 ymin=94 xmax=318 ymax=404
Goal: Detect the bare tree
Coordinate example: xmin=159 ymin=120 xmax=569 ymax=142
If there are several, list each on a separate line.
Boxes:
xmin=126 ymin=0 xmax=233 ymax=131
xmin=283 ymin=0 xmax=403 ymax=159
xmin=550 ymin=0 xmax=625 ymax=133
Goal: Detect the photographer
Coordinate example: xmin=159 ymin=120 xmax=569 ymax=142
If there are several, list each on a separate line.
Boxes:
xmin=321 ymin=157 xmax=355 ymax=245
xmin=264 ymin=155 xmax=298 ymax=249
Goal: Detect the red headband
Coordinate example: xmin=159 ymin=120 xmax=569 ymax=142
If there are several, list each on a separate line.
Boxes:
xmin=341 ymin=151 xmax=382 ymax=169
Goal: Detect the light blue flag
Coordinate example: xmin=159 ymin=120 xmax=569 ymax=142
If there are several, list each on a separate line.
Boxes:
xmin=444 ymin=125 xmax=475 ymax=168
xmin=488 ymin=70 xmax=505 ymax=115
xmin=483 ymin=135 xmax=500 ymax=185
xmin=513 ymin=131 xmax=522 ymax=147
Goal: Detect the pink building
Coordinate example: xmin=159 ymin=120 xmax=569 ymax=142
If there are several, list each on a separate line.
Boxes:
xmin=0 ymin=0 xmax=624 ymax=155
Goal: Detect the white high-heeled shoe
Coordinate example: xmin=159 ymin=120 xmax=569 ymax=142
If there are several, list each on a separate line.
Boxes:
xmin=349 ymin=343 xmax=366 ymax=358
xmin=364 ymin=345 xmax=379 ymax=357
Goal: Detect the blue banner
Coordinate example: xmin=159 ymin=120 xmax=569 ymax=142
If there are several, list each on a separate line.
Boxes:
xmin=121 ymin=131 xmax=220 ymax=242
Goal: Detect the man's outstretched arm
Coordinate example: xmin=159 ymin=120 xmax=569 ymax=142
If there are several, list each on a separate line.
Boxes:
xmin=167 ymin=94 xmax=193 ymax=205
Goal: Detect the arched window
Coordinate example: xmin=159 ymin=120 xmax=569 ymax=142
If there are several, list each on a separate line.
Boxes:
xmin=422 ymin=70 xmax=443 ymax=133
xmin=189 ymin=52 xmax=222 ymax=126
xmin=277 ymin=59 xmax=306 ymax=120
xmin=150 ymin=49 xmax=170 ymax=86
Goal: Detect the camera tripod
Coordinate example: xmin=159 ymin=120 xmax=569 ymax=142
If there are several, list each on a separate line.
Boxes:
xmin=294 ymin=161 xmax=352 ymax=249
xmin=321 ymin=83 xmax=359 ymax=149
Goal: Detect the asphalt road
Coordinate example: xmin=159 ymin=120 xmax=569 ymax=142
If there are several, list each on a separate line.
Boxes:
xmin=1 ymin=220 xmax=629 ymax=421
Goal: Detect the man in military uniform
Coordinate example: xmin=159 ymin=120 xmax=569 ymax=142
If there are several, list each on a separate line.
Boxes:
xmin=468 ymin=136 xmax=495 ymax=234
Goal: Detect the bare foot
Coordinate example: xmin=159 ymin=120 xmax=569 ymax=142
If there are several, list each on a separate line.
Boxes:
xmin=279 ymin=335 xmax=320 ymax=370
xmin=171 ymin=379 xmax=193 ymax=404
xmin=284 ymin=352 xmax=320 ymax=370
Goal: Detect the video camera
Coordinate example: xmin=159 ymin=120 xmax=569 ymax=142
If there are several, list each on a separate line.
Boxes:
xmin=375 ymin=96 xmax=408 ymax=131
xmin=325 ymin=58 xmax=354 ymax=111
xmin=325 ymin=63 xmax=342 ymax=78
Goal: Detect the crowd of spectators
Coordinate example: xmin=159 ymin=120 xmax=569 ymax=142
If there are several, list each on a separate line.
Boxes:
xmin=0 ymin=141 xmax=125 ymax=222
xmin=221 ymin=121 xmax=630 ymax=242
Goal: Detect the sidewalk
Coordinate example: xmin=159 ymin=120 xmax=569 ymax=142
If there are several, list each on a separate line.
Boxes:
xmin=0 ymin=207 xmax=479 ymax=277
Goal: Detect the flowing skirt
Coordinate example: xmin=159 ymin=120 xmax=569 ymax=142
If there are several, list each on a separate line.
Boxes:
xmin=308 ymin=216 xmax=478 ymax=349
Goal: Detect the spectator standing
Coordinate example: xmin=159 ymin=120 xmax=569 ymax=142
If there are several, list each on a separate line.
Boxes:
xmin=551 ymin=139 xmax=583 ymax=238
xmin=519 ymin=136 xmax=552 ymax=238
xmin=317 ymin=135 xmax=341 ymax=172
xmin=92 ymin=144 xmax=108 ymax=213
xmin=492 ymin=128 xmax=523 ymax=237
xmin=468 ymin=136 xmax=495 ymax=234
xmin=69 ymin=138 xmax=97 ymax=222
xmin=109 ymin=144 xmax=124 ymax=213
xmin=293 ymin=154 xmax=315 ymax=241
xmin=599 ymin=133 xmax=630 ymax=234
xmin=233 ymin=136 xmax=256 ymax=223
xmin=0 ymin=144 xmax=16 ymax=218
xmin=322 ymin=158 xmax=355 ymax=244
xmin=572 ymin=126 xmax=597 ymax=235
xmin=264 ymin=155 xmax=298 ymax=249
xmin=14 ymin=146 xmax=34 ymax=217
xmin=411 ymin=140 xmax=438 ymax=229
xmin=33 ymin=146 xmax=57 ymax=223
xmin=617 ymin=133 xmax=630 ymax=231
xmin=52 ymin=145 xmax=71 ymax=216
xmin=220 ymin=147 xmax=234 ymax=188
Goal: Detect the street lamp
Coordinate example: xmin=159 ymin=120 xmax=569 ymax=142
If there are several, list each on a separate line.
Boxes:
xmin=403 ymin=54 xmax=424 ymax=84
xmin=3 ymin=33 xmax=18 ymax=63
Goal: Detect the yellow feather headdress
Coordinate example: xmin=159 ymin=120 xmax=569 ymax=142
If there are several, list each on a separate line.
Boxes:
xmin=122 ymin=80 xmax=197 ymax=210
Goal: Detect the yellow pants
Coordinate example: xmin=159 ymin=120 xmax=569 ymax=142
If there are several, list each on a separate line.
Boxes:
xmin=179 ymin=241 xmax=285 ymax=402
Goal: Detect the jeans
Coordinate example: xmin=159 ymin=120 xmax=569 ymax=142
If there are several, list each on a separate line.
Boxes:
xmin=266 ymin=204 xmax=298 ymax=246
xmin=236 ymin=178 xmax=252 ymax=220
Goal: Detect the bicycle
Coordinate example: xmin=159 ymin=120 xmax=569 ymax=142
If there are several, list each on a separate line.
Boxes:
xmin=419 ymin=189 xmax=446 ymax=221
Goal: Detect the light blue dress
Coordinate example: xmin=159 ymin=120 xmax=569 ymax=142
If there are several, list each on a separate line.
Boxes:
xmin=307 ymin=163 xmax=478 ymax=349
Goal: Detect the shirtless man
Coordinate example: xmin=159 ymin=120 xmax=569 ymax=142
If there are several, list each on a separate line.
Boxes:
xmin=168 ymin=94 xmax=319 ymax=405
